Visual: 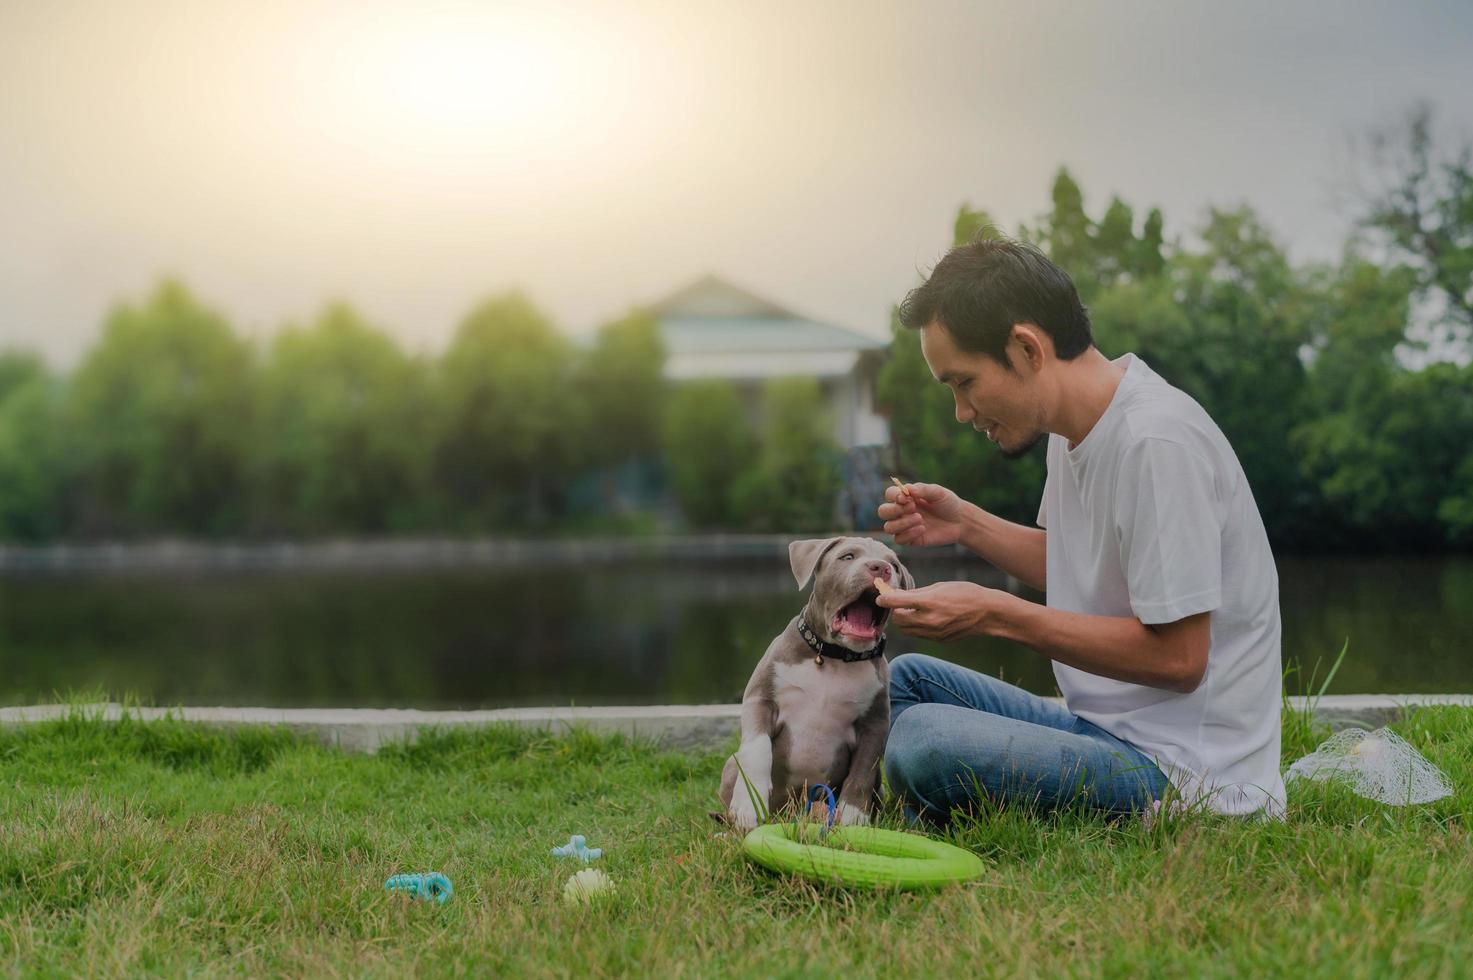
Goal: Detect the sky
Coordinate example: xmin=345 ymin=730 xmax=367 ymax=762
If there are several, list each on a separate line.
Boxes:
xmin=2 ymin=0 xmax=1472 ymax=367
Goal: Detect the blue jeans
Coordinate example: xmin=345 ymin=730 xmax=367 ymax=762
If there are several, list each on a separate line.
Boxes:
xmin=885 ymin=653 xmax=1168 ymax=823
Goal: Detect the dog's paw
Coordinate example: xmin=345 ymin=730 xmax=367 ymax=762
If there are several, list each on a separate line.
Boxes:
xmin=728 ymin=809 xmax=759 ymax=833
xmin=726 ymin=798 xmax=760 ymax=832
xmin=835 ymin=802 xmax=871 ymax=826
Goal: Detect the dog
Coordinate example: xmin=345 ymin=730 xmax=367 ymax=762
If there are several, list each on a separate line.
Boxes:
xmin=719 ymin=536 xmax=914 ymax=831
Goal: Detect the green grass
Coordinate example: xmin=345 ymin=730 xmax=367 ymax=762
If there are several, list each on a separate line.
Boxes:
xmin=1 ymin=703 xmax=1471 ymax=978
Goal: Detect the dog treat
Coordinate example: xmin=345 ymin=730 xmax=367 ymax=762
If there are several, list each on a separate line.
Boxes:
xmin=873 ymin=577 xmax=894 ymax=594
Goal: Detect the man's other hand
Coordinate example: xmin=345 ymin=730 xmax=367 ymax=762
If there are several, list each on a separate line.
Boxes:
xmin=877 ymin=482 xmax=966 ymax=548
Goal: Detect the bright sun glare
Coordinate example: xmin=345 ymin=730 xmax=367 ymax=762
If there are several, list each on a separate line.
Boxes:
xmin=316 ymin=9 xmax=608 ymax=163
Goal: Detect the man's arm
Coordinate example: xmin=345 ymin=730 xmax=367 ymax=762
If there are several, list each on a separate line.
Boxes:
xmin=996 ymin=598 xmax=1210 ymax=693
xmin=959 ymin=503 xmax=1047 ymax=593
xmin=877 ymin=582 xmax=1210 ymax=693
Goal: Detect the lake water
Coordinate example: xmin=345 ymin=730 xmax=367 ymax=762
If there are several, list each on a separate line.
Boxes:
xmin=1 ymin=556 xmax=1468 ymax=707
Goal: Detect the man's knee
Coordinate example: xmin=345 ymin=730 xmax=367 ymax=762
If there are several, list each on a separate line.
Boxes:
xmin=888 ymin=651 xmax=945 ymax=702
xmin=883 ymin=702 xmax=948 ymax=796
xmin=888 ymin=653 xmax=922 ymax=729
xmin=888 ymin=651 xmax=921 ymax=686
xmin=889 ymin=652 xmax=943 ymax=680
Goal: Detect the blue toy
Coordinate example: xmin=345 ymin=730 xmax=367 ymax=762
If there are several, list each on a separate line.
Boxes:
xmin=809 ymin=783 xmax=838 ymax=833
xmin=384 ymin=872 xmax=453 ymax=904
xmin=551 ymin=834 xmax=603 ymax=862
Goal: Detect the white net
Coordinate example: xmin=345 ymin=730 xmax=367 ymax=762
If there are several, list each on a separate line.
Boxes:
xmin=1285 ymin=727 xmax=1453 ymax=806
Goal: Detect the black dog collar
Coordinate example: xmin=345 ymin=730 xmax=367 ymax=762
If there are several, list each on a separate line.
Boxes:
xmin=796 ymin=617 xmax=886 ymax=666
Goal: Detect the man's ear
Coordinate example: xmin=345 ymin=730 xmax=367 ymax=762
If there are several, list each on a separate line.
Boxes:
xmin=788 ymin=537 xmax=842 ymax=590
xmin=1010 ymin=323 xmax=1049 ymax=373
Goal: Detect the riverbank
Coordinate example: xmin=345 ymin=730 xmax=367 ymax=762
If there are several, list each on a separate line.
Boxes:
xmin=5 ymin=537 xmax=1471 ymax=574
xmin=5 ymin=695 xmax=1473 ymax=752
xmin=5 ymin=550 xmax=1469 ymax=704
xmin=1 ymin=705 xmax=1470 ymax=976
xmin=0 ymin=535 xmax=924 ymax=573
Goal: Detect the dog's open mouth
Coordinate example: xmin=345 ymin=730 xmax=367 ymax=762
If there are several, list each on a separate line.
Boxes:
xmin=831 ymin=587 xmax=887 ymax=642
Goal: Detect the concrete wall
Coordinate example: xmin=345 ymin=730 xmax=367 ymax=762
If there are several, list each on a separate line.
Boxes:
xmin=4 ymin=696 xmax=1467 ymax=755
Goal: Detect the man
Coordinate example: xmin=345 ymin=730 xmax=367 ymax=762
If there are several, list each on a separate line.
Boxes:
xmin=874 ymin=237 xmax=1285 ymax=822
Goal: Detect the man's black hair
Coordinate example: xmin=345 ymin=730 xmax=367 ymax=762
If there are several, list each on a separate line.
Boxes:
xmin=897 ymin=236 xmax=1094 ymax=368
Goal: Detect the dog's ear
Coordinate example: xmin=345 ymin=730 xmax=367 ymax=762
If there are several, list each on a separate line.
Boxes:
xmin=788 ymin=537 xmax=842 ymax=590
xmin=895 ymin=558 xmax=915 ymax=591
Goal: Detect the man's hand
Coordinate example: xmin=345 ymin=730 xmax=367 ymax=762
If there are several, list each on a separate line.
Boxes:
xmin=876 ymin=482 xmax=967 ymax=548
xmin=873 ymin=580 xmax=1016 ymax=642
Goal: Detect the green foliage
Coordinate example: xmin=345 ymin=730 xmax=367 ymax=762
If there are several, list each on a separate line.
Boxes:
xmin=255 ymin=304 xmax=432 ymax=534
xmin=952 ymin=203 xmax=1005 ymax=245
xmin=572 ymin=309 xmax=666 ymax=469
xmin=1136 ymin=207 xmax=1166 ymax=279
xmin=1360 ymin=104 xmax=1473 ymax=344
xmin=0 ymin=350 xmax=47 ymax=402
xmin=1438 ymin=453 xmax=1473 ymax=545
xmin=66 ymin=281 xmax=255 ymax=536
xmin=434 ymin=293 xmax=575 ymax=529
xmin=1289 ymin=247 xmax=1473 ymax=548
xmin=0 ymin=106 xmax=1470 ymax=546
xmin=0 ymin=354 xmax=68 ymax=541
xmin=1041 ymin=168 xmax=1097 ymax=295
xmin=1093 ymin=197 xmax=1137 ymax=287
xmin=731 ymin=378 xmax=844 ymax=532
xmin=1021 ymin=168 xmax=1171 ymax=299
xmin=662 ymin=380 xmax=754 ymax=528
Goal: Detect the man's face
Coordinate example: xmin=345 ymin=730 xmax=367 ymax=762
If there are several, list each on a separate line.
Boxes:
xmin=919 ymin=321 xmax=1046 ymax=460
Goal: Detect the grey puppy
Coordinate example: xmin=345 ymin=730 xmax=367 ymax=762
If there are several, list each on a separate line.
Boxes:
xmin=719 ymin=536 xmax=914 ymax=830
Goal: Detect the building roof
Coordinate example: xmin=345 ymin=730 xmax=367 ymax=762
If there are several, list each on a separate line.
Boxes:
xmin=649 ymin=274 xmax=885 ymax=380
xmin=648 ymin=274 xmax=799 ymax=320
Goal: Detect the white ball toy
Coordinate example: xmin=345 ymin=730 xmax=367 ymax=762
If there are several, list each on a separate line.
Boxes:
xmin=562 ymin=868 xmax=615 ymax=905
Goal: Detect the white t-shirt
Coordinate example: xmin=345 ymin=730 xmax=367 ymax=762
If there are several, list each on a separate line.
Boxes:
xmin=1036 ymin=353 xmax=1285 ymax=817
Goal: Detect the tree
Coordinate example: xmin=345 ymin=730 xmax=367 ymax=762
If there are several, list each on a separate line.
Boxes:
xmin=1134 ymin=207 xmax=1167 ymax=280
xmin=1292 ymin=257 xmax=1471 ymax=547
xmin=1026 ymin=170 xmax=1168 ymax=297
xmin=1357 ymin=104 xmax=1473 ymax=353
xmin=67 ymin=280 xmax=255 ymax=536
xmin=1438 ymin=446 xmax=1473 ymax=545
xmin=1389 ymin=363 xmax=1473 ymax=546
xmin=570 ymin=309 xmax=666 ymax=512
xmin=1094 ymin=196 xmax=1138 ymax=288
xmin=255 ymin=304 xmax=431 ymax=534
xmin=0 ymin=351 xmax=47 ymax=402
xmin=433 ymin=293 xmax=575 ymax=529
xmin=0 ymin=353 xmax=67 ymax=541
xmin=953 ymin=203 xmax=1006 ymax=245
xmin=731 ymin=378 xmax=844 ymax=532
xmin=662 ymin=380 xmax=754 ymax=528
xmin=1041 ymin=168 xmax=1098 ymax=297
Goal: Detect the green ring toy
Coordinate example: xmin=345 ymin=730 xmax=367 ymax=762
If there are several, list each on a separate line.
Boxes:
xmin=741 ymin=822 xmax=985 ymax=890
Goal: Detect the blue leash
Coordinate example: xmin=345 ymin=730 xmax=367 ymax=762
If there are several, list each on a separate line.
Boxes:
xmin=808 ymin=783 xmax=838 ymax=835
